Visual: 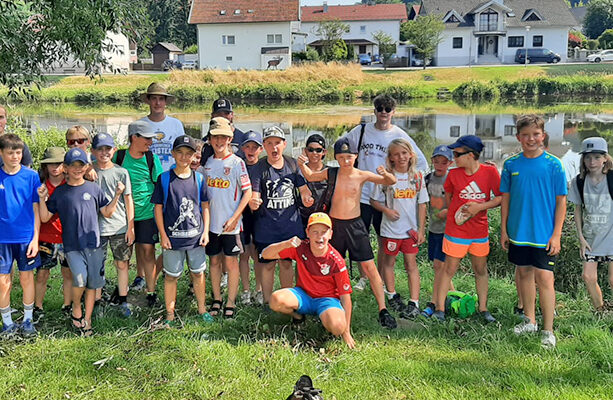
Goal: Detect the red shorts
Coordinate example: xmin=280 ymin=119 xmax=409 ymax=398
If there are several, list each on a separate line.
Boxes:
xmin=382 ymin=237 xmax=418 ymax=256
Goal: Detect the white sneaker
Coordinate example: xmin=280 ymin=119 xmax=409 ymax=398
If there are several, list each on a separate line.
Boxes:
xmin=541 ymin=330 xmax=557 ymax=348
xmin=220 ymin=273 xmax=228 ymax=289
xmin=240 ymin=291 xmax=252 ymax=305
xmin=514 ymin=320 xmax=538 ymax=335
xmin=253 ymin=291 xmax=264 ymax=306
xmin=354 ymin=277 xmax=368 ymax=291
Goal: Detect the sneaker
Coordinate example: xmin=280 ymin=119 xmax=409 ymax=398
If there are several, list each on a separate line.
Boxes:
xmin=514 ymin=306 xmax=524 ymax=317
xmin=100 ymin=287 xmax=111 ymax=304
xmin=220 ymin=273 xmax=228 ymax=289
xmin=354 ymin=277 xmax=368 ymax=291
xmin=541 ymin=330 xmax=557 ymax=348
xmin=61 ymin=305 xmax=72 ymax=316
xmin=130 ymin=276 xmax=146 ymax=292
xmin=481 ymin=311 xmax=497 ymax=323
xmin=163 ymin=319 xmax=179 ymax=328
xmin=20 ymin=319 xmax=37 ymax=337
xmin=432 ymin=310 xmax=446 ymax=322
xmin=388 ymin=293 xmax=405 ymax=313
xmin=33 ymin=306 xmax=45 ymax=324
xmin=1 ymin=322 xmax=19 ymax=337
xmin=400 ymin=301 xmax=420 ymax=319
xmin=513 ymin=320 xmax=538 ymax=335
xmin=240 ymin=291 xmax=252 ymax=305
xmin=146 ymin=293 xmax=158 ymax=308
xmin=253 ymin=291 xmax=264 ymax=306
xmin=93 ymin=300 xmax=105 ymax=318
xmin=421 ymin=302 xmax=435 ymax=318
xmin=119 ymin=302 xmax=132 ymax=318
xmin=109 ymin=286 xmax=120 ymax=305
xmin=378 ymin=309 xmax=397 ymax=329
xmin=200 ymin=312 xmax=214 ymax=323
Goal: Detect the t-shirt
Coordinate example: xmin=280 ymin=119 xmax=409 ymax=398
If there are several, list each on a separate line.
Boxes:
xmin=0 ymin=167 xmax=40 ymax=244
xmin=0 ymin=142 xmax=32 ymax=168
xmin=39 ymin=179 xmax=65 ymax=244
xmin=151 ymin=170 xmax=208 ymax=250
xmin=230 ymin=127 xmax=247 ymax=159
xmin=426 ymin=172 xmax=448 ymax=234
xmin=342 ymin=123 xmax=428 ymax=204
xmin=444 ymin=164 xmax=501 ymax=239
xmin=279 ymin=241 xmax=352 ymax=299
xmin=94 ymin=163 xmax=132 ymax=236
xmin=140 ymin=116 xmax=185 ymax=171
xmin=203 ymin=154 xmax=251 ymax=235
xmin=568 ymin=175 xmax=613 ymax=256
xmin=500 ymin=152 xmax=567 ymax=248
xmin=371 ymin=171 xmax=429 ymax=239
xmin=47 ymin=182 xmax=109 ymax=252
xmin=114 ymin=150 xmax=162 ymax=221
xmin=300 ymin=164 xmax=328 ymax=220
xmin=250 ymin=157 xmax=306 ymax=243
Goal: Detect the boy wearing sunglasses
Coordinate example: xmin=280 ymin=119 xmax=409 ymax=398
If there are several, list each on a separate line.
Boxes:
xmin=299 ymin=134 xmax=328 ymax=226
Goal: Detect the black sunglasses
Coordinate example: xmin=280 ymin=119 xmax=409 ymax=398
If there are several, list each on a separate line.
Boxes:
xmin=306 ymin=147 xmax=324 ymax=153
xmin=67 ymin=138 xmax=88 ymax=146
xmin=376 ymin=106 xmax=393 ymax=113
xmin=453 ymin=150 xmax=472 ymax=158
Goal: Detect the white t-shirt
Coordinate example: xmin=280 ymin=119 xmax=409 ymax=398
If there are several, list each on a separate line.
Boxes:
xmin=140 ymin=116 xmax=185 ymax=172
xmin=371 ymin=171 xmax=429 ymax=239
xmin=203 ymin=154 xmax=251 ymax=235
xmin=343 ymin=123 xmax=428 ymax=204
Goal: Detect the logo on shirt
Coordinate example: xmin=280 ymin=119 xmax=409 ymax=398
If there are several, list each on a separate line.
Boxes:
xmin=224 ymin=167 xmax=231 ymax=176
xmin=265 ymin=178 xmax=295 ymax=209
xmin=301 ymin=254 xmax=308 ymax=261
xmin=393 ymin=188 xmax=417 ymax=199
xmin=343 ymin=283 xmax=351 ymax=291
xmin=0 ymin=183 xmax=4 ymax=190
xmin=320 ymin=263 xmax=330 ymax=275
xmin=459 ymin=182 xmax=487 ymax=200
xmin=168 ymin=197 xmax=199 ymax=237
xmin=82 ymin=193 xmax=92 ymax=201
xmin=207 ymin=176 xmax=231 ymax=189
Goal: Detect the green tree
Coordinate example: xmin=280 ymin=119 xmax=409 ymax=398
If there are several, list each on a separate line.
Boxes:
xmin=583 ymin=0 xmax=613 ymax=39
xmin=315 ymin=19 xmax=350 ymax=61
xmin=598 ymin=28 xmax=613 ymax=49
xmin=372 ymin=30 xmax=396 ymax=69
xmin=147 ymin=0 xmax=196 ymax=49
xmin=401 ymin=15 xmax=445 ymax=69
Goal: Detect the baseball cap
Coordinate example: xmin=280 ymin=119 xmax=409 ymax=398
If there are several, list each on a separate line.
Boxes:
xmin=447 ymin=135 xmax=484 ymax=153
xmin=92 ymin=133 xmax=115 ymax=149
xmin=212 ymin=98 xmax=233 ymax=113
xmin=40 ymin=147 xmax=66 ymax=164
xmin=64 ymin=148 xmax=89 ymax=165
xmin=306 ymin=134 xmax=326 ymax=149
xmin=580 ymin=137 xmax=608 ymax=154
xmin=208 ymin=117 xmax=234 ymax=137
xmin=128 ymin=120 xmax=157 ymax=138
xmin=334 ymin=137 xmax=357 ymax=155
xmin=173 ymin=135 xmax=197 ymax=152
xmin=263 ymin=126 xmax=285 ymax=141
xmin=307 ymin=212 xmax=332 ymax=229
xmin=432 ymin=144 xmax=453 ymax=160
xmin=241 ymin=130 xmax=263 ymax=147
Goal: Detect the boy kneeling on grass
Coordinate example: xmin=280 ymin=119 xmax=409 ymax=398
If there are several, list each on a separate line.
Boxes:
xmin=152 ymin=135 xmax=212 ymax=326
xmin=39 ymin=148 xmax=125 ymax=336
xmin=264 ymin=212 xmax=355 ymax=349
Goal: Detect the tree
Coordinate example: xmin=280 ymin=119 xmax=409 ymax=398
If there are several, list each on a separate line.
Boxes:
xmin=583 ymin=0 xmax=613 ymax=39
xmin=372 ymin=30 xmax=396 ymax=69
xmin=598 ymin=29 xmax=613 ymax=49
xmin=315 ymin=19 xmax=350 ymax=61
xmin=147 ymin=0 xmax=196 ymax=49
xmin=0 ymin=1 xmax=149 ymax=93
xmin=401 ymin=15 xmax=445 ymax=69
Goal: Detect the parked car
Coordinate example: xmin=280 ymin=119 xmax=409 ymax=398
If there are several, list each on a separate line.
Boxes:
xmin=182 ymin=60 xmax=198 ymax=70
xmin=372 ymin=54 xmax=381 ymax=63
xmin=162 ymin=59 xmax=182 ymax=71
xmin=514 ymin=48 xmax=561 ymax=64
xmin=358 ymin=54 xmax=371 ymax=65
xmin=586 ymin=50 xmax=613 ymax=63
xmin=410 ymin=54 xmax=431 ymax=67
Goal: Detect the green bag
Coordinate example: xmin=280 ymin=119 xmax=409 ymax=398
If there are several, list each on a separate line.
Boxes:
xmin=445 ymin=291 xmax=478 ymax=318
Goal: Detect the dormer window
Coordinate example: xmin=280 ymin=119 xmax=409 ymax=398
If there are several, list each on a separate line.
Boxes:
xmin=522 ymin=9 xmax=544 ymax=22
xmin=234 ymin=9 xmax=241 ymax=15
xmin=443 ymin=10 xmax=465 ymax=24
xmin=220 ymin=10 xmax=226 ymax=15
xmin=448 ymin=15 xmax=460 ymax=23
xmin=525 ymin=13 xmax=541 ymax=21
xmin=507 ymin=12 xmax=515 ymax=17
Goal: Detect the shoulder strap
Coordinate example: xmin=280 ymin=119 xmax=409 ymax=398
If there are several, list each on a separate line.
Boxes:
xmin=194 ymin=171 xmax=204 ymax=211
xmin=321 ymin=167 xmax=339 ymax=213
xmin=145 ymin=151 xmax=155 ymax=182
xmin=608 ymin=170 xmax=613 ymax=200
xmin=161 ymin=171 xmax=171 ymax=212
xmin=415 ymin=171 xmax=423 ymax=192
xmin=354 ymin=123 xmax=366 ymax=168
xmin=116 ymin=149 xmax=126 ymax=166
xmin=576 ymin=174 xmax=585 ymax=204
xmin=424 ymin=171 xmax=432 ymax=187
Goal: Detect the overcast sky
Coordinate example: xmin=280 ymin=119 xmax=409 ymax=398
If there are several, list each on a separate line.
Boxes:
xmin=302 ymin=0 xmax=360 ymax=5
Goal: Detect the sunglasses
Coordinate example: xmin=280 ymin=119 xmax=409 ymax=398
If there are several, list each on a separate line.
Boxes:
xmin=306 ymin=147 xmax=324 ymax=154
xmin=67 ymin=138 xmax=88 ymax=146
xmin=376 ymin=106 xmax=393 ymax=113
xmin=453 ymin=150 xmax=472 ymax=158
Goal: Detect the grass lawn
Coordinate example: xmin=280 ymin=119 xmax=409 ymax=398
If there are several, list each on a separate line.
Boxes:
xmin=1 ymin=247 xmax=612 ymax=399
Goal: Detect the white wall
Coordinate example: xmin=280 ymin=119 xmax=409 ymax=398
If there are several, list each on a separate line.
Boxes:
xmin=500 ymin=27 xmax=570 ymax=63
xmin=197 ymin=22 xmax=293 ymax=70
xmin=435 ymin=28 xmax=474 ymax=66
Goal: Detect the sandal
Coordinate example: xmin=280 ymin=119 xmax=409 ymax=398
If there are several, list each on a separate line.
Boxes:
xmin=223 ymin=306 xmax=235 ymax=319
xmin=70 ymin=313 xmax=84 ymax=330
xmin=81 ymin=319 xmax=93 ymax=337
xmin=209 ymin=300 xmax=223 ymax=317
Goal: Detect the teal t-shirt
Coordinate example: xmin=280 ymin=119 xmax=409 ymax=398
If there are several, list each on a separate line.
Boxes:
xmin=113 ymin=151 xmax=162 ymax=221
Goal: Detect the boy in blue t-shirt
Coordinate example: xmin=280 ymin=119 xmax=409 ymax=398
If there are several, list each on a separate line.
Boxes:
xmin=39 ymin=148 xmax=124 ymax=336
xmin=151 ymin=135 xmax=212 ymax=325
xmin=0 ymin=134 xmax=41 ymax=337
xmin=500 ymin=114 xmax=567 ymax=349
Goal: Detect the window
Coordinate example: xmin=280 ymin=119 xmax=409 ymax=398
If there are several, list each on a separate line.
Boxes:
xmin=504 ymin=125 xmax=515 ymax=136
xmin=447 ymin=15 xmax=460 ymax=23
xmin=479 ymin=9 xmax=498 ymax=31
xmin=222 ymin=35 xmax=235 ymax=45
xmin=226 ymin=56 xmax=233 ymax=62
xmin=452 ymin=37 xmax=463 ymax=49
xmin=450 ymin=126 xmax=460 ymax=137
xmin=525 ymin=13 xmax=541 ymax=22
xmin=267 ymin=34 xmax=282 ymax=44
xmin=360 ymin=25 xmax=366 ymax=33
xmin=533 ymin=35 xmax=543 ymax=47
xmin=508 ymin=36 xmax=524 ymax=48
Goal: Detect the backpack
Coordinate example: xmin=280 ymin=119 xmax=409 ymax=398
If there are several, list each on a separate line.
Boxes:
xmin=159 ymin=169 xmax=205 ymax=212
xmin=575 ymin=171 xmax=613 ymax=204
xmin=116 ymin=149 xmax=156 ymax=182
xmin=444 ymin=291 xmax=478 ymax=318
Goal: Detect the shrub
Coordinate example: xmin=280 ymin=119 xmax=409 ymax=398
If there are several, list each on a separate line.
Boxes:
xmin=183 ymin=44 xmax=198 ymax=54
xmin=586 ymin=39 xmax=599 ymax=50
xmin=452 ymin=80 xmax=500 ymax=101
xmin=598 ymin=29 xmax=613 ymax=49
xmin=14 ymin=126 xmax=67 ymax=171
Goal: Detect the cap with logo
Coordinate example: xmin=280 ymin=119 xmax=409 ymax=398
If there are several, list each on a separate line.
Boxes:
xmin=307 ymin=212 xmax=332 ymax=229
xmin=212 ymin=98 xmax=233 ymax=114
xmin=263 ymin=126 xmax=286 ymax=141
xmin=580 ymin=137 xmax=608 ymax=154
xmin=241 ymin=130 xmax=263 ymax=147
xmin=209 ymin=117 xmax=234 ymax=138
xmin=128 ymin=120 xmax=157 ymax=138
xmin=447 ymin=135 xmax=484 ymax=153
xmin=306 ymin=134 xmax=326 ymax=149
xmin=334 ymin=137 xmax=357 ymax=155
xmin=92 ymin=133 xmax=115 ymax=149
xmin=173 ymin=135 xmax=197 ymax=152
xmin=432 ymin=144 xmax=453 ymax=160
xmin=40 ymin=147 xmax=66 ymax=164
xmin=139 ymin=82 xmax=175 ymax=104
xmin=64 ymin=148 xmax=89 ymax=165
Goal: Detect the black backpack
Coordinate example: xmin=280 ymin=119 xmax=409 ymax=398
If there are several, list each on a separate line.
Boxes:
xmin=575 ymin=171 xmax=613 ymax=204
xmin=115 ymin=149 xmax=156 ymax=182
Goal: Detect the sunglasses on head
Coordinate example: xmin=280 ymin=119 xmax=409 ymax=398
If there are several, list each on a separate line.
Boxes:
xmin=453 ymin=150 xmax=472 ymax=158
xmin=67 ymin=138 xmax=88 ymax=146
xmin=306 ymin=147 xmax=324 ymax=153
xmin=376 ymin=106 xmax=393 ymax=113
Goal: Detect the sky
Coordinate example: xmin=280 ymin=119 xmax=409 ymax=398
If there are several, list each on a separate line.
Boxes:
xmin=301 ymin=0 xmax=360 ymax=5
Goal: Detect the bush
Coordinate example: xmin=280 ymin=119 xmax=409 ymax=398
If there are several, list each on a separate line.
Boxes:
xmin=452 ymin=80 xmax=500 ymax=101
xmin=14 ymin=126 xmax=67 ymax=171
xmin=586 ymin=39 xmax=599 ymax=50
xmin=306 ymin=46 xmax=320 ymax=62
xmin=598 ymin=29 xmax=613 ymax=49
xmin=183 ymin=44 xmax=198 ymax=54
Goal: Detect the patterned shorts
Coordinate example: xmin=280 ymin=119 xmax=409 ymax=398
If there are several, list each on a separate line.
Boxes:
xmin=585 ymin=255 xmax=613 ymax=263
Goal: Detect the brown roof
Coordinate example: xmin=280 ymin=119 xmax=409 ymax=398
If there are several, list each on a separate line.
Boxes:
xmin=301 ymin=4 xmax=407 ymax=22
xmin=189 ymin=0 xmax=299 ymax=24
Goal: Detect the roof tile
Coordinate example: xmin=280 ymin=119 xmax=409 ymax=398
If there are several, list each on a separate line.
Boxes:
xmin=301 ymin=4 xmax=408 ymax=22
xmin=189 ymin=0 xmax=299 ymax=24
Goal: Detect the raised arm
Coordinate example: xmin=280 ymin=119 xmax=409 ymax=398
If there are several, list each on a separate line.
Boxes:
xmin=100 ymin=182 xmax=125 ymax=218
xmin=261 ymin=236 xmax=301 ymax=260
xmin=297 ymin=152 xmax=328 ymax=182
xmin=37 ymin=185 xmax=53 ymax=223
xmin=363 ymin=166 xmax=396 ymax=186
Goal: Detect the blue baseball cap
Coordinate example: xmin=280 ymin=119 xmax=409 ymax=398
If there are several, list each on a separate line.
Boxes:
xmin=241 ymin=130 xmax=263 ymax=147
xmin=432 ymin=145 xmax=453 ymax=160
xmin=92 ymin=133 xmax=115 ymax=149
xmin=447 ymin=135 xmax=484 ymax=153
xmin=64 ymin=148 xmax=89 ymax=165
xmin=334 ymin=137 xmax=357 ymax=155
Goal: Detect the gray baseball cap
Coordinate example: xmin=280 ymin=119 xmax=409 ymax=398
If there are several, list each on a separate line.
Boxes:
xmin=263 ymin=126 xmax=285 ymax=141
xmin=580 ymin=137 xmax=608 ymax=154
xmin=128 ymin=120 xmax=157 ymax=138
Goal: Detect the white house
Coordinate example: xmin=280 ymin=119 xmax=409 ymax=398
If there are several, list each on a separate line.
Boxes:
xmin=189 ymin=0 xmax=299 ymax=70
xmin=419 ymin=0 xmax=577 ymax=66
xmin=298 ymin=3 xmax=407 ymax=56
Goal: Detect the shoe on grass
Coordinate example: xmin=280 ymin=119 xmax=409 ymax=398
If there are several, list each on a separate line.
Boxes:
xmin=130 ymin=276 xmax=146 ymax=292
xmin=1 ymin=322 xmax=19 ymax=337
xmin=432 ymin=310 xmax=445 ymax=322
xmin=541 ymin=330 xmax=556 ymax=348
xmin=514 ymin=320 xmax=538 ymax=335
xmin=163 ymin=319 xmax=179 ymax=328
xmin=200 ymin=312 xmax=214 ymax=323
xmin=421 ymin=302 xmax=435 ymax=318
xmin=240 ymin=291 xmax=252 ymax=305
xmin=378 ymin=309 xmax=397 ymax=329
xmin=119 ymin=302 xmax=132 ymax=318
xmin=400 ymin=301 xmax=420 ymax=319
xmin=388 ymin=293 xmax=405 ymax=313
xmin=514 ymin=306 xmax=524 ymax=317
xmin=481 ymin=311 xmax=497 ymax=323
xmin=61 ymin=305 xmax=72 ymax=316
xmin=354 ymin=277 xmax=368 ymax=291
xmin=146 ymin=293 xmax=158 ymax=308
xmin=20 ymin=319 xmax=37 ymax=337
xmin=253 ymin=291 xmax=264 ymax=306
xmin=33 ymin=306 xmax=44 ymax=324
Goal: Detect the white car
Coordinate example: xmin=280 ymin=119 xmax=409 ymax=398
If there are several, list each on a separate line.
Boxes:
xmin=587 ymin=50 xmax=613 ymax=63
xmin=181 ymin=60 xmax=198 ymax=70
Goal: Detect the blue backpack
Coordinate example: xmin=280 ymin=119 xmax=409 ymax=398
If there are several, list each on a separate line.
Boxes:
xmin=159 ymin=169 xmax=205 ymax=212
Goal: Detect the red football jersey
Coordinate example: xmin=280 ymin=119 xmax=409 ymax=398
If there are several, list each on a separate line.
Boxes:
xmin=39 ymin=179 xmax=65 ymax=244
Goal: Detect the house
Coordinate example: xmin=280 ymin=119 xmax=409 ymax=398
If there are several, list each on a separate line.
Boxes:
xmin=418 ymin=0 xmax=577 ymax=66
xmin=189 ymin=0 xmax=299 ymax=70
xmin=129 ymin=40 xmax=138 ymax=64
xmin=151 ymin=42 xmax=183 ymax=69
xmin=298 ymin=2 xmax=407 ymax=57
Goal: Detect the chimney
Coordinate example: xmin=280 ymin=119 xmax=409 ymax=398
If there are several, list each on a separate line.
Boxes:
xmin=323 ymin=1 xmax=328 ymax=13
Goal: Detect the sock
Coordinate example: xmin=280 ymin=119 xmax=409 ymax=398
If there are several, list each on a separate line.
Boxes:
xmin=1 ymin=307 xmax=13 ymax=326
xmin=410 ymin=300 xmax=419 ymax=308
xmin=23 ymin=303 xmax=34 ymax=321
xmin=386 ymin=291 xmax=396 ymax=300
xmin=118 ymin=295 xmax=127 ymax=304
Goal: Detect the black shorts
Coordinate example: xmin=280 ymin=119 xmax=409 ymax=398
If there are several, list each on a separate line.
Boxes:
xmin=509 ymin=243 xmax=556 ymax=271
xmin=254 ymin=241 xmax=292 ymax=264
xmin=330 ymin=217 xmax=374 ymax=262
xmin=241 ymin=210 xmax=255 ymax=246
xmin=206 ymin=232 xmax=243 ymax=256
xmin=360 ymin=203 xmax=382 ymax=236
xmin=134 ymin=218 xmax=159 ymax=245
xmin=38 ymin=242 xmax=68 ymax=270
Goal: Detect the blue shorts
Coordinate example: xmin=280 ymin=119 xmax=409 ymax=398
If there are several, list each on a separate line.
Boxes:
xmin=428 ymin=232 xmax=446 ymax=262
xmin=0 ymin=243 xmax=41 ymax=274
xmin=289 ymin=287 xmax=343 ymax=317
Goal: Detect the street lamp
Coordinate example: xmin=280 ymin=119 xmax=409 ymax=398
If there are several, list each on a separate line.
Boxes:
xmin=524 ymin=25 xmax=531 ymax=68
